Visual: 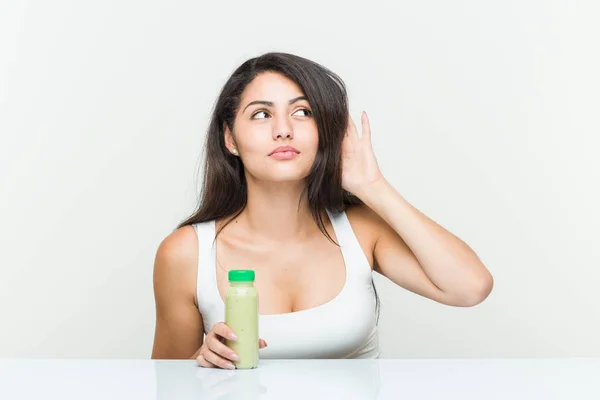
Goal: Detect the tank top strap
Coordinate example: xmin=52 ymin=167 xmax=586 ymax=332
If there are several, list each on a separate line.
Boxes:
xmin=326 ymin=209 xmax=372 ymax=282
xmin=192 ymin=220 xmax=222 ymax=332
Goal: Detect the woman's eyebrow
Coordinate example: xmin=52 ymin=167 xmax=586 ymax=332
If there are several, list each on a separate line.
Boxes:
xmin=242 ymin=96 xmax=308 ymax=113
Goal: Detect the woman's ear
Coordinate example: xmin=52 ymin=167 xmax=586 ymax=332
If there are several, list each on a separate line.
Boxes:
xmin=223 ymin=123 xmax=238 ymax=155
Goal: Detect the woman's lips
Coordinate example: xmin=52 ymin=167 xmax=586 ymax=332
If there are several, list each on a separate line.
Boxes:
xmin=268 ymin=145 xmax=300 ymax=160
xmin=269 ymin=151 xmax=298 ymax=160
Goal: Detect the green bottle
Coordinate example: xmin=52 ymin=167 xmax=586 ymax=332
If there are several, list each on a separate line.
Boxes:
xmin=225 ymin=270 xmax=259 ymax=369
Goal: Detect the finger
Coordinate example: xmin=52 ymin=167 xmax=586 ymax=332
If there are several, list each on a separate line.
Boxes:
xmin=208 ymin=335 xmax=240 ymax=362
xmin=196 ymin=353 xmax=217 ymax=368
xmin=212 ymin=322 xmax=238 ymax=341
xmin=259 ymin=339 xmax=267 ymax=349
xmin=203 ymin=349 xmax=236 ymax=370
xmin=361 ymin=111 xmax=371 ymax=141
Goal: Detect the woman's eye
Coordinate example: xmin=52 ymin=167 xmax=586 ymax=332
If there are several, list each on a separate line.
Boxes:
xmin=252 ymin=110 xmax=269 ymax=119
xmin=251 ymin=109 xmax=312 ymax=119
xmin=294 ymin=108 xmax=313 ymax=117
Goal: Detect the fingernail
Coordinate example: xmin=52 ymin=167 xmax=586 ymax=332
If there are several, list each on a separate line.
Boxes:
xmin=229 ymin=333 xmax=238 ymax=341
xmin=231 ymin=353 xmax=240 ymax=361
xmin=226 ymin=363 xmax=236 ymax=370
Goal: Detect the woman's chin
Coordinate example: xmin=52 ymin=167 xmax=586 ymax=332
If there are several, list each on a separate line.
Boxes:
xmin=267 ymin=174 xmax=309 ymax=183
xmin=250 ymin=171 xmax=310 ymax=185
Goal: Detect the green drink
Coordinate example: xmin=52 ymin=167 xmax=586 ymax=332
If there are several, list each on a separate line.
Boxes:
xmin=225 ymin=270 xmax=259 ymax=369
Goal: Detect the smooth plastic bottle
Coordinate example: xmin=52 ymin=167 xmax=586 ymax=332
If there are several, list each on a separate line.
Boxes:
xmin=225 ymin=269 xmax=259 ymax=369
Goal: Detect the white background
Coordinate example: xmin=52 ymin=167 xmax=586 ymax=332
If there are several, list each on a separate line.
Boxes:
xmin=1 ymin=0 xmax=598 ymax=359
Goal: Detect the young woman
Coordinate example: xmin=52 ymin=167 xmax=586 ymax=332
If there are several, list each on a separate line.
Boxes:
xmin=151 ymin=52 xmax=493 ymax=369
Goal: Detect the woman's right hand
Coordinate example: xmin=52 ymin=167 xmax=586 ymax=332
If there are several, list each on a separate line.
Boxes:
xmin=195 ymin=322 xmax=267 ymax=370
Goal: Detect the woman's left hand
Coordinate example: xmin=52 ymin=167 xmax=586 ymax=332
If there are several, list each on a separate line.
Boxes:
xmin=341 ymin=111 xmax=384 ymax=197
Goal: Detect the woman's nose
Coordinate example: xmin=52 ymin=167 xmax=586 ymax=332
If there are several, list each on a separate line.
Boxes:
xmin=274 ymin=130 xmax=293 ymax=139
xmin=272 ymin=118 xmax=294 ymax=140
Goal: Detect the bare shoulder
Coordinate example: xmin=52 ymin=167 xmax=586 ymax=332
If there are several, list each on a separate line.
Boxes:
xmin=151 ymin=224 xmax=204 ymax=359
xmin=345 ymin=203 xmax=386 ymax=227
xmin=153 ymin=225 xmax=199 ymax=303
xmin=344 ymin=204 xmax=387 ymax=269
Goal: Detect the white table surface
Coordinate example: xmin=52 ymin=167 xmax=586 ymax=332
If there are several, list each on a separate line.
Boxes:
xmin=1 ymin=358 xmax=599 ymax=399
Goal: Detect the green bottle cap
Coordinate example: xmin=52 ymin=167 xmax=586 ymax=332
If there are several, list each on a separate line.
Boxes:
xmin=228 ymin=269 xmax=255 ymax=282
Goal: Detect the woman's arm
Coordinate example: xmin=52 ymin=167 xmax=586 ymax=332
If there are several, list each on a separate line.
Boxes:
xmin=151 ymin=226 xmax=204 ymax=359
xmin=342 ymin=112 xmax=493 ymax=307
xmin=356 ymin=179 xmax=494 ymax=307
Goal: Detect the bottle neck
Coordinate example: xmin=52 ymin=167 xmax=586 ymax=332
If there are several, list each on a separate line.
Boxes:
xmin=229 ymin=281 xmax=254 ymax=287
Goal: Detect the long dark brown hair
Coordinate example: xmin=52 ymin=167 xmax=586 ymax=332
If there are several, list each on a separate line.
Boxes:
xmin=178 ymin=52 xmax=379 ymax=320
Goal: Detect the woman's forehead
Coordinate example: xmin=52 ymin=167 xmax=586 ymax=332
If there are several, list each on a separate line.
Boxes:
xmin=241 ymin=72 xmax=305 ymax=103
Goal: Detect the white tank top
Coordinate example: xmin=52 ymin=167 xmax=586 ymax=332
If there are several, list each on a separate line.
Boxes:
xmin=192 ymin=210 xmax=382 ymax=359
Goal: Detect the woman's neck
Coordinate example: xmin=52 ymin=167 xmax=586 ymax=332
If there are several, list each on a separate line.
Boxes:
xmin=237 ymin=179 xmax=321 ymax=243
